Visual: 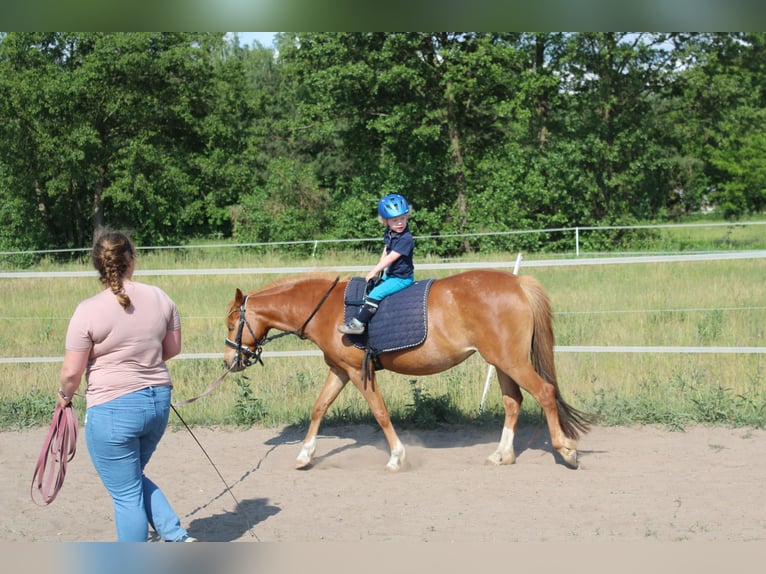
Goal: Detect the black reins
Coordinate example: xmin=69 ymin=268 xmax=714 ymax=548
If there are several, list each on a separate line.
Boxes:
xmin=225 ymin=275 xmax=340 ymax=370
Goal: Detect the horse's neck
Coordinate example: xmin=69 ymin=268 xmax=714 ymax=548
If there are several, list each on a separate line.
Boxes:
xmin=259 ymin=279 xmax=332 ymax=331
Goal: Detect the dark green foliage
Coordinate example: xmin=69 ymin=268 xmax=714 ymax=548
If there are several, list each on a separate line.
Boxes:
xmin=0 ymin=32 xmax=256 ymax=253
xmin=233 ymin=157 xmax=329 ymax=247
xmin=2 ymin=32 xmax=765 ymax=260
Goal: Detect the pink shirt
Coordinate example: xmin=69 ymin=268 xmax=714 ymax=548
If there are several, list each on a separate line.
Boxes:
xmin=64 ymin=280 xmax=181 ymax=408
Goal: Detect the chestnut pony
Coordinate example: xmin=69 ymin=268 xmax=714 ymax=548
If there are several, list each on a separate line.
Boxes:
xmin=223 ymin=269 xmax=592 ymax=471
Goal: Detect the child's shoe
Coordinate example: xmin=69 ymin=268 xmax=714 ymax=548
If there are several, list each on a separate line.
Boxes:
xmin=337 ymin=317 xmax=365 ymax=334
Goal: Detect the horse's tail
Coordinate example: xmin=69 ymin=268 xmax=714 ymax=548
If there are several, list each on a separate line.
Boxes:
xmin=518 ymin=275 xmax=593 ymax=440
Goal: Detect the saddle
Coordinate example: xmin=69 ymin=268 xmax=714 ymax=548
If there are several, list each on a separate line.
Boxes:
xmin=342 ymin=277 xmax=434 ymax=370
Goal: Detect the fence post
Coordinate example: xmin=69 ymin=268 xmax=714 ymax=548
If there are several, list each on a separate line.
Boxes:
xmin=575 ymin=227 xmax=580 ymax=256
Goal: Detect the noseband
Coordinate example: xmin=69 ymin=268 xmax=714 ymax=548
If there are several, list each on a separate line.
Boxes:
xmin=225 ymin=295 xmax=264 ymax=370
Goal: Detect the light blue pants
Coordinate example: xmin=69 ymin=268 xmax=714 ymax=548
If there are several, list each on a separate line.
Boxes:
xmin=367 ymin=274 xmax=414 ymax=301
xmin=84 ymin=385 xmax=189 ymax=542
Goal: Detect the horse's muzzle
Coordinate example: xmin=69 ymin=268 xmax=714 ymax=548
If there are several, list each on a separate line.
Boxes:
xmin=224 ymin=338 xmax=262 ymax=371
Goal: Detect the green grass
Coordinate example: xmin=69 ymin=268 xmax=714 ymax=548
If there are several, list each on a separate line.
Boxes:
xmin=575 ymin=218 xmax=766 ymax=255
xmin=2 ymin=225 xmax=765 ymax=431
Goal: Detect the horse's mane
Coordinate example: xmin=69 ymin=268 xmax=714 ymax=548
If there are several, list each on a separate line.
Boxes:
xmin=255 ymin=271 xmax=343 ymax=294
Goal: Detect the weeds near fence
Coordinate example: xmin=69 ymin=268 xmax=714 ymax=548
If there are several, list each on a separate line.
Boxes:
xmin=231 ymin=377 xmax=269 ymax=427
xmin=0 ymin=389 xmax=60 ymax=430
xmin=582 ymin=363 xmax=766 ymax=431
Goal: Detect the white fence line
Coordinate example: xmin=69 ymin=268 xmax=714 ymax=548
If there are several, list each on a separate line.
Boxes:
xmin=3 ymin=249 xmax=766 ymax=279
xmin=3 ymin=345 xmax=766 ymax=365
xmin=2 ymin=220 xmax=766 ymax=259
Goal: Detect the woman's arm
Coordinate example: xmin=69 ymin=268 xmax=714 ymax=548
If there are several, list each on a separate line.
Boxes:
xmin=162 ymin=328 xmax=182 ymax=361
xmin=58 ymin=349 xmax=89 ymax=406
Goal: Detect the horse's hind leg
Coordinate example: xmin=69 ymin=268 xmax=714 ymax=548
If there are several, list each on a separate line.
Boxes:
xmin=486 ymin=370 xmax=522 ymax=466
xmin=510 ymin=364 xmax=578 ymax=468
xmin=296 ymin=368 xmax=348 ymax=469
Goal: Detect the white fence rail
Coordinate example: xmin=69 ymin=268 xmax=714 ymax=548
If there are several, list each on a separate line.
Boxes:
xmin=3 ymin=249 xmax=766 ymax=279
xmin=3 ymin=345 xmax=765 ymax=366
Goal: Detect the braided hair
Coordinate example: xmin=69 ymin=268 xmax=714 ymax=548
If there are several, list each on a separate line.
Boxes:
xmin=91 ymin=230 xmax=136 ymax=311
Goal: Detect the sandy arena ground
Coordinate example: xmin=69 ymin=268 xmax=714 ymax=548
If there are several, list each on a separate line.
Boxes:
xmin=4 ymin=421 xmax=766 ymax=544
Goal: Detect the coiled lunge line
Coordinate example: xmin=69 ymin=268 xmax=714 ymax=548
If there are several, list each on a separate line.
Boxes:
xmin=31 ymin=404 xmax=79 ymax=506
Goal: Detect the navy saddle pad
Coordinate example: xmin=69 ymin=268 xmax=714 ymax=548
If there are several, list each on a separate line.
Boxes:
xmin=343 ymin=277 xmax=434 ymax=353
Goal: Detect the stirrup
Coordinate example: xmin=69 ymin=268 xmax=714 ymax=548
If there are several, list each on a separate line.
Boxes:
xmin=338 ymin=318 xmax=365 ymax=335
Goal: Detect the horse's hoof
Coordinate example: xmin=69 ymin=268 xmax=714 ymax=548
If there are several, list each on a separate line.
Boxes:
xmin=295 ymin=459 xmax=313 ymax=470
xmin=558 ymin=448 xmax=578 ymax=469
xmin=385 ymin=441 xmax=406 ymax=471
xmin=385 ymin=454 xmax=405 ymax=471
xmin=295 ymin=440 xmax=316 ymax=470
xmin=385 ymin=455 xmax=405 ymax=471
xmin=485 ymin=451 xmax=515 ymax=466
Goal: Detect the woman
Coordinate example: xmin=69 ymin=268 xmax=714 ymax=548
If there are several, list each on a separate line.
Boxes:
xmin=57 ymin=230 xmax=195 ymax=542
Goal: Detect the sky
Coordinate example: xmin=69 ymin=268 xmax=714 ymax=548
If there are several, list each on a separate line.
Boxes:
xmin=230 ymin=32 xmax=277 ymax=48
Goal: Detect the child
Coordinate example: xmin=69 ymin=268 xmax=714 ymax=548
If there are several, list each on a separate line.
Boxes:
xmin=338 ymin=193 xmax=415 ymax=334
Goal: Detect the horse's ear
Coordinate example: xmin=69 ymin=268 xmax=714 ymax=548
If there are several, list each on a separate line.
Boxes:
xmin=234 ymin=288 xmax=244 ymax=304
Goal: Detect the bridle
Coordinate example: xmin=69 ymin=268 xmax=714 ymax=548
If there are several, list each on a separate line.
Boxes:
xmin=225 ymin=276 xmax=339 ymax=371
xmin=225 ymin=294 xmax=264 ymax=370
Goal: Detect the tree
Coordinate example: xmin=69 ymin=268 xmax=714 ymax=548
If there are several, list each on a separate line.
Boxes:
xmin=0 ymin=32 xmax=254 ymax=252
xmin=277 ymin=32 xmax=537 ymax=253
xmin=543 ymin=33 xmax=679 ymax=224
xmin=3 ymin=32 xmax=764 ymax=260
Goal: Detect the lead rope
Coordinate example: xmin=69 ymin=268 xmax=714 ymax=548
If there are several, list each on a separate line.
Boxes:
xmin=31 ymin=403 xmax=79 ymax=506
xmin=171 ymin=404 xmax=259 ymax=540
xmin=172 ymin=365 xmax=235 ymax=407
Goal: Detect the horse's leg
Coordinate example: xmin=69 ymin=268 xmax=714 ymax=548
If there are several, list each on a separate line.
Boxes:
xmin=350 ymin=373 xmax=406 ymax=471
xmin=509 ymin=363 xmax=578 ymax=468
xmin=296 ymin=368 xmax=348 ymax=469
xmin=486 ymin=370 xmax=522 ymax=466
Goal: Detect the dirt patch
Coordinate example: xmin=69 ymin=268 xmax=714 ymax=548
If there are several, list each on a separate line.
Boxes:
xmin=4 ymin=423 xmax=765 ymax=542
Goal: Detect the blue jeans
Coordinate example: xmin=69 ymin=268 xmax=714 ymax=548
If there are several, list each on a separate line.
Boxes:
xmin=367 ymin=274 xmax=414 ymax=301
xmin=84 ymin=385 xmax=188 ymax=542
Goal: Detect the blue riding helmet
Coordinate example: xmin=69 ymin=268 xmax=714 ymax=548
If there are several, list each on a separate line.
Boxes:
xmin=378 ymin=194 xmax=410 ymax=219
